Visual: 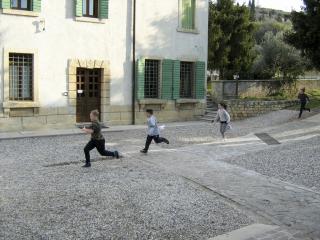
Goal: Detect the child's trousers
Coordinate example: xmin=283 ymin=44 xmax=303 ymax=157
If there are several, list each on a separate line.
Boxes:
xmin=84 ymin=139 xmax=114 ymax=163
xmin=144 ymin=135 xmax=168 ymax=151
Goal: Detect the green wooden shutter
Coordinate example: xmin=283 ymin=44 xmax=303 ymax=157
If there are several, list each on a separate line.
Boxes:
xmin=32 ymin=0 xmax=41 ymax=12
xmin=181 ymin=0 xmax=195 ymax=29
xmin=173 ymin=60 xmax=180 ymax=100
xmin=195 ymin=61 xmax=206 ymax=99
xmin=161 ymin=59 xmax=173 ymax=100
xmin=136 ymin=58 xmax=145 ymax=100
xmin=75 ymin=0 xmax=82 ymax=17
xmin=99 ymin=0 xmax=109 ymax=19
xmin=1 ymin=0 xmax=11 ymax=9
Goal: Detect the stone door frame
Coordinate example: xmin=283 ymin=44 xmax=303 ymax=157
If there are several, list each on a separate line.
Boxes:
xmin=68 ymin=59 xmax=110 ymax=122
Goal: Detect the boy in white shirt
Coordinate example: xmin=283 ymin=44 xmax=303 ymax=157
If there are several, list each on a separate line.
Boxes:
xmin=140 ymin=109 xmax=169 ymax=153
xmin=214 ymin=102 xmax=231 ymax=140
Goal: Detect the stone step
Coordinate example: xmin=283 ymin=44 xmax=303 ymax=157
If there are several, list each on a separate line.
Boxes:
xmin=199 ymin=117 xmax=215 ymax=122
xmin=205 ymin=115 xmax=217 ymax=119
xmin=205 ymin=110 xmax=217 ymax=113
xmin=206 ymin=108 xmax=218 ymax=112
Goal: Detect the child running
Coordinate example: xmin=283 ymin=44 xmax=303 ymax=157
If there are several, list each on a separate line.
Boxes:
xmin=213 ymin=102 xmax=231 ymax=140
xmin=140 ymin=109 xmax=169 ymax=153
xmin=82 ymin=110 xmax=119 ymax=167
xmin=298 ymin=87 xmax=311 ymax=118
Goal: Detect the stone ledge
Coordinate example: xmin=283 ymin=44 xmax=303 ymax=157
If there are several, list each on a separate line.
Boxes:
xmin=75 ymin=17 xmax=106 ymax=24
xmin=176 ymin=99 xmax=200 ymax=104
xmin=176 ymin=27 xmax=199 ymax=34
xmin=2 ymin=8 xmax=39 ymax=17
xmin=3 ymin=101 xmax=40 ymax=109
xmin=138 ymin=99 xmax=168 ymax=110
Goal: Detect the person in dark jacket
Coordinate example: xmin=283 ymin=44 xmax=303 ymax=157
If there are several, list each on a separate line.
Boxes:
xmin=298 ymin=88 xmax=311 ymax=118
xmin=82 ymin=110 xmax=119 ymax=167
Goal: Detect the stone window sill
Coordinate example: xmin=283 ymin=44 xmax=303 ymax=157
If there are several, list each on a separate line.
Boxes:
xmin=177 ymin=27 xmax=199 ymax=34
xmin=75 ymin=17 xmax=106 ymax=24
xmin=176 ymin=98 xmax=200 ymax=107
xmin=138 ymin=99 xmax=168 ymax=110
xmin=176 ymin=99 xmax=200 ymax=104
xmin=2 ymin=8 xmax=39 ymax=17
xmin=3 ymin=101 xmax=40 ymax=109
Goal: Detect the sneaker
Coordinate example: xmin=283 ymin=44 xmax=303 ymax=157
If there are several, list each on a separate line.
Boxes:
xmin=164 ymin=139 xmax=170 ymax=144
xmin=82 ymin=163 xmax=91 ymax=168
xmin=140 ymin=149 xmax=148 ymax=153
xmin=114 ymin=151 xmax=120 ymax=159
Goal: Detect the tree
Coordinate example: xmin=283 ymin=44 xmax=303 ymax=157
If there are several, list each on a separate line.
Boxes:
xmin=285 ymin=0 xmax=320 ymax=70
xmin=254 ymin=20 xmax=290 ymax=44
xmin=249 ymin=0 xmax=256 ymax=21
xmin=251 ymin=32 xmax=306 ymax=81
xmin=208 ymin=0 xmax=256 ymax=79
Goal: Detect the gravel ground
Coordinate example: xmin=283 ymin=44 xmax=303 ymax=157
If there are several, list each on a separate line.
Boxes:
xmin=0 ymin=159 xmax=251 ymax=240
xmin=0 ymin=109 xmax=313 ymax=239
xmin=221 ymin=135 xmax=320 ymax=192
xmin=0 ymin=119 xmax=260 ymax=239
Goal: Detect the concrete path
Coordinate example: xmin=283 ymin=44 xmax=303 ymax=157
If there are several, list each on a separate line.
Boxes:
xmin=126 ymin=115 xmax=320 ymax=239
xmin=209 ymin=224 xmax=303 ymax=240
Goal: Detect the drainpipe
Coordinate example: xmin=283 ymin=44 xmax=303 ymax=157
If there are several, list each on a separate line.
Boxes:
xmin=131 ymin=0 xmax=137 ymax=125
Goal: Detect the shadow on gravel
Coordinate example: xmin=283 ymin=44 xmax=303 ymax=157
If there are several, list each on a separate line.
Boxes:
xmin=43 ymin=157 xmax=123 ymax=168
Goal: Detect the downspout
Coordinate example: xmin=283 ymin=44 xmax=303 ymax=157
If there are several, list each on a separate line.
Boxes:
xmin=131 ymin=0 xmax=136 ymax=125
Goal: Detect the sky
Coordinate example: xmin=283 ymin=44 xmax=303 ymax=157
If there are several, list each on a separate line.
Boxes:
xmin=235 ymin=0 xmax=304 ymax=12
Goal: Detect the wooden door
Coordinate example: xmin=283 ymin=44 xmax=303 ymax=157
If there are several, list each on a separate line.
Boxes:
xmin=76 ymin=68 xmax=101 ymax=122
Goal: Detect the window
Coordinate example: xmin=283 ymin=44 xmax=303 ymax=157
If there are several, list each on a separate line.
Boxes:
xmin=83 ymin=0 xmax=99 ymax=18
xmin=180 ymin=62 xmax=194 ymax=98
xmin=144 ymin=60 xmax=160 ymax=98
xmin=180 ymin=0 xmax=196 ymax=30
xmin=9 ymin=53 xmax=33 ymax=101
xmin=11 ymin=0 xmax=31 ymax=10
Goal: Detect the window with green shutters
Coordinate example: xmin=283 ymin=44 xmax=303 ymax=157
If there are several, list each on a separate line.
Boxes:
xmin=136 ymin=59 xmax=203 ymax=101
xmin=0 ymin=0 xmax=41 ymax=11
xmin=195 ymin=61 xmax=206 ymax=99
xmin=136 ymin=59 xmax=145 ymax=100
xmin=161 ymin=59 xmax=173 ymax=100
xmin=32 ymin=0 xmax=41 ymax=12
xmin=180 ymin=61 xmax=194 ymax=98
xmin=75 ymin=0 xmax=109 ymax=19
xmin=172 ymin=60 xmax=181 ymax=99
xmin=180 ymin=0 xmax=196 ymax=30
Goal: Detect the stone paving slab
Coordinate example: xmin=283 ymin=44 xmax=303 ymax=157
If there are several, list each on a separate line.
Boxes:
xmin=209 ymin=224 xmax=310 ymax=240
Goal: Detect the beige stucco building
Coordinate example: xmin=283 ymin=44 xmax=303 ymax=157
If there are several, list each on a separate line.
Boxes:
xmin=0 ymin=0 xmax=208 ymax=131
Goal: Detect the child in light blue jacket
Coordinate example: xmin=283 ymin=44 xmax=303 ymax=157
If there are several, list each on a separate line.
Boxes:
xmin=140 ymin=109 xmax=169 ymax=153
xmin=214 ymin=102 xmax=231 ymax=140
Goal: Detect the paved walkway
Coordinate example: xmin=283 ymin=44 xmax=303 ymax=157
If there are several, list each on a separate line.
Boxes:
xmin=124 ymin=114 xmax=320 ymax=239
xmin=209 ymin=224 xmax=304 ymax=240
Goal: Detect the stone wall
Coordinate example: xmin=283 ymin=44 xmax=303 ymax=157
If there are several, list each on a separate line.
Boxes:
xmin=210 ymin=79 xmax=320 ymax=101
xmin=225 ymin=100 xmax=299 ymax=120
xmin=0 ymin=102 xmax=206 ymax=132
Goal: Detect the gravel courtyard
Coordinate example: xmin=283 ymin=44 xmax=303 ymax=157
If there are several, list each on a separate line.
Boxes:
xmin=1 ymin=109 xmax=319 ymax=239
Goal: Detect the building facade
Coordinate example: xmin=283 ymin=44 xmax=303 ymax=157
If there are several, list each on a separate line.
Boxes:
xmin=0 ymin=0 xmax=208 ymax=131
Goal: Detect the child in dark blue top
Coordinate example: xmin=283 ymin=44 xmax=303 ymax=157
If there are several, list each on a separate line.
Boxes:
xmin=298 ymin=88 xmax=310 ymax=118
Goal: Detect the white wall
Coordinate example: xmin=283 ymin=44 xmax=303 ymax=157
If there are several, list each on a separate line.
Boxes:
xmin=136 ymin=0 xmax=208 ymax=62
xmin=0 ymin=0 xmax=208 ymax=108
